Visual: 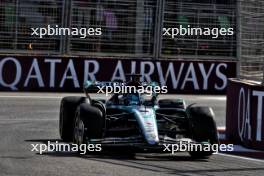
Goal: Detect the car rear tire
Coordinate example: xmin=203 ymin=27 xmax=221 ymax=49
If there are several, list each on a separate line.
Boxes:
xmin=59 ymin=96 xmax=86 ymax=142
xmin=187 ymin=106 xmax=219 ymax=159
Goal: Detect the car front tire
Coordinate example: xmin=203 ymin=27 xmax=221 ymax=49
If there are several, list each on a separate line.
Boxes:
xmin=59 ymin=96 xmax=86 ymax=142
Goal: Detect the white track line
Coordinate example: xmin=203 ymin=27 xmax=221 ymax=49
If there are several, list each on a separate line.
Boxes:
xmin=0 ymin=119 xmax=57 ymax=121
xmin=217 ymin=153 xmax=264 ymax=163
xmin=0 ymin=95 xmax=107 ymax=99
xmin=4 ymin=95 xmax=261 ymax=163
xmin=0 ymin=95 xmax=226 ymax=99
xmin=217 ymin=126 xmax=226 ymax=131
xmin=232 ymin=145 xmax=263 ymax=152
xmin=196 ymin=97 xmax=226 ymax=100
xmin=0 ymin=119 xmax=57 ymax=124
xmin=0 ymin=95 xmax=62 ymax=99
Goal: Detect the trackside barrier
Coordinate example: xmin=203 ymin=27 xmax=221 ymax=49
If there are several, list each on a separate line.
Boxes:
xmin=226 ymin=78 xmax=264 ymax=150
xmin=0 ymin=56 xmax=236 ymax=94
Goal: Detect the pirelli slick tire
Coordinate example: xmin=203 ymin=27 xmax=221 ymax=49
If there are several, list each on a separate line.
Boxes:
xmin=78 ymin=103 xmax=105 ymax=140
xmin=188 ymin=106 xmax=219 ymax=159
xmin=59 ymin=96 xmax=86 ymax=142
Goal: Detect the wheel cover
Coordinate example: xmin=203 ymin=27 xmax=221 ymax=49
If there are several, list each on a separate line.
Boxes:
xmin=59 ymin=104 xmax=63 ymax=136
xmin=74 ymin=111 xmax=84 ymax=145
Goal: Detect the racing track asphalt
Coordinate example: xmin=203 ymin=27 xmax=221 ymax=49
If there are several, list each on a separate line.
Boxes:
xmin=0 ymin=93 xmax=263 ymax=176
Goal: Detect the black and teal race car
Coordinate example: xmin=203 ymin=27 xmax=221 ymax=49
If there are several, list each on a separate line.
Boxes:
xmin=59 ymin=76 xmax=219 ymax=159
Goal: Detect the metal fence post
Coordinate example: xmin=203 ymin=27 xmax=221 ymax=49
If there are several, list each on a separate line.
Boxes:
xmin=153 ymin=0 xmax=164 ymax=59
xmin=262 ymin=65 xmax=264 ymax=85
xmin=59 ymin=0 xmax=66 ymax=54
xmin=60 ymin=0 xmax=72 ymax=55
xmin=236 ymin=0 xmax=241 ymax=79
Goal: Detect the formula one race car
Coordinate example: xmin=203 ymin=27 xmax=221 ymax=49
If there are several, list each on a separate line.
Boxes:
xmin=59 ymin=76 xmax=219 ymax=159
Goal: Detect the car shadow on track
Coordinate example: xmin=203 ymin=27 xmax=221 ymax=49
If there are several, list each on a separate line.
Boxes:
xmin=25 ymin=139 xmax=264 ymax=176
xmin=25 ymin=138 xmax=207 ymax=161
